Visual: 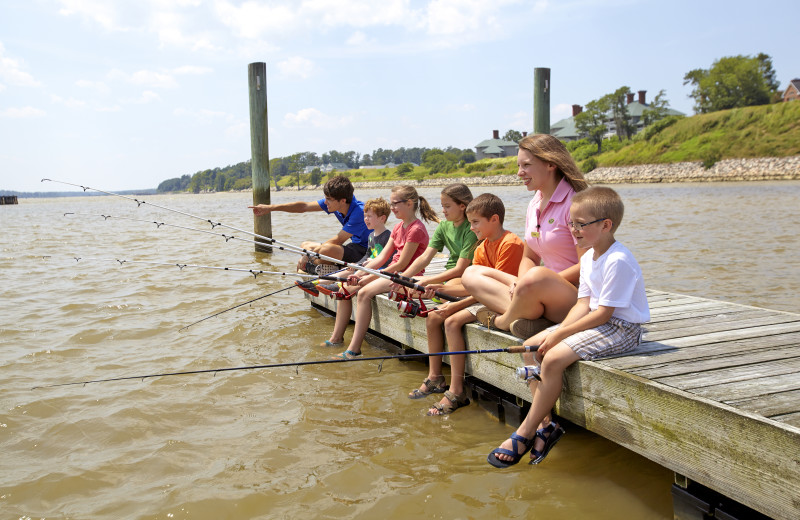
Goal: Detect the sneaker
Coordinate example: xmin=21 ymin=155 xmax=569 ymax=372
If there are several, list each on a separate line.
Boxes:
xmin=509 ymin=318 xmax=554 ymax=339
xmin=315 ymin=263 xmax=340 ymax=276
xmin=315 ymin=282 xmax=340 ymax=296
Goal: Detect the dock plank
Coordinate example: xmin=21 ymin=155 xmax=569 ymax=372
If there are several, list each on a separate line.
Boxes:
xmin=306 ymin=290 xmax=800 ymax=520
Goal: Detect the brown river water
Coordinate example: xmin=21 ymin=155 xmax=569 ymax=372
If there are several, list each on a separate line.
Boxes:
xmin=2 ymin=182 xmax=799 ymax=519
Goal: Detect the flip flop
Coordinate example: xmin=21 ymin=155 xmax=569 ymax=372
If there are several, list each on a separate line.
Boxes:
xmin=332 ymin=349 xmax=361 ymax=360
xmin=319 ymin=340 xmax=344 ymax=348
xmin=487 ymin=432 xmax=535 ymax=468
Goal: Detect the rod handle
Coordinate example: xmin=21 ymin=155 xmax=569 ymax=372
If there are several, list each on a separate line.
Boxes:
xmin=506 ymin=345 xmax=540 ymax=354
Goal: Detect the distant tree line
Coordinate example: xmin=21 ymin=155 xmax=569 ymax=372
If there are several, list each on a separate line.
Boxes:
xmin=157 ymin=146 xmax=476 ymax=193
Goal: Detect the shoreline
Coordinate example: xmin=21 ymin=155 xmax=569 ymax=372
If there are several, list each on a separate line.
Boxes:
xmin=274 ymin=155 xmax=800 ymax=190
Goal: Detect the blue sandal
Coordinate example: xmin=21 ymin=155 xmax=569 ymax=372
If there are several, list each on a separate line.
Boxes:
xmin=487 ymin=432 xmax=535 ymax=468
xmin=332 ymin=349 xmax=361 ymax=360
xmin=529 ymin=421 xmax=565 ymax=465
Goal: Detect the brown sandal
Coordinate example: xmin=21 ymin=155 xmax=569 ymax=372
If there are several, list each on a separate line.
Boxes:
xmin=408 ymin=375 xmax=448 ymax=399
xmin=427 ymin=390 xmax=470 ymax=415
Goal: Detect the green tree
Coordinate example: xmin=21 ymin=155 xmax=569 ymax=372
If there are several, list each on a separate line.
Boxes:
xmin=641 ymin=89 xmax=671 ymax=127
xmin=574 ymin=97 xmax=610 ymax=153
xmin=503 ymin=130 xmax=523 ymax=143
xmin=310 ymin=167 xmax=322 ymax=186
xmin=395 ymin=163 xmax=414 ymax=176
xmin=683 ymin=53 xmax=781 ymax=113
xmin=604 ymin=86 xmax=634 ymax=141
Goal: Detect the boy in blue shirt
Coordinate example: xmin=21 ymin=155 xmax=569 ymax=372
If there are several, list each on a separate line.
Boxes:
xmin=249 ymin=176 xmax=371 ymax=273
xmin=488 ymin=186 xmax=649 ymax=468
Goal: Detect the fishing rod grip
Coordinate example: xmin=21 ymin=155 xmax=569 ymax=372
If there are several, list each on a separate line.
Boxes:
xmin=431 ymin=291 xmax=461 ymax=302
xmin=506 ymin=345 xmax=540 ymax=354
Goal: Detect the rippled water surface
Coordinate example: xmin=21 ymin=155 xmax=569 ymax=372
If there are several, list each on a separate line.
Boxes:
xmin=2 ymin=182 xmax=799 ymax=519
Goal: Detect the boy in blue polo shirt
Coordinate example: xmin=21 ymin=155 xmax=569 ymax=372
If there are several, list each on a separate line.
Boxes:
xmin=249 ymin=176 xmax=371 ymax=273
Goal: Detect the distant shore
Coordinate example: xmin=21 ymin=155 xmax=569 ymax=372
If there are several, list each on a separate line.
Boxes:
xmin=274 ymin=155 xmax=800 ymax=190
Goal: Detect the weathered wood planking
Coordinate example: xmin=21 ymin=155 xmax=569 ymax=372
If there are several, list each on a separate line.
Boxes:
xmin=307 ymin=288 xmax=800 ymax=520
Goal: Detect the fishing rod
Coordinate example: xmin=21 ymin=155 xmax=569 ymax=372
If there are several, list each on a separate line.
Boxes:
xmin=55 ymin=255 xmax=349 ymax=281
xmin=31 ymin=345 xmax=539 ymax=389
xmin=44 ymin=179 xmax=460 ymax=302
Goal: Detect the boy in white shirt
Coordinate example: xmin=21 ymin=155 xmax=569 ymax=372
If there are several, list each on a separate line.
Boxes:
xmin=488 ymin=186 xmax=649 ymax=468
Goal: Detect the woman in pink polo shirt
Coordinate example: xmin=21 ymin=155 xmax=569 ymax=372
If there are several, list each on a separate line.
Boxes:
xmin=462 ymin=134 xmax=589 ymax=338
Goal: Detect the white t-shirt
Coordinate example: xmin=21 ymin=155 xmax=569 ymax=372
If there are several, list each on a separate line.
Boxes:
xmin=578 ymin=241 xmax=650 ymax=324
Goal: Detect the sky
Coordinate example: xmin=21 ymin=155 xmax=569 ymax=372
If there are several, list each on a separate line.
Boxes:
xmin=1 ymin=0 xmax=798 ymax=193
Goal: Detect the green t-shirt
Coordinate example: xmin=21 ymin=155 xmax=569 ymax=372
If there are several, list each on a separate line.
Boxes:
xmin=428 ymin=219 xmax=478 ymax=270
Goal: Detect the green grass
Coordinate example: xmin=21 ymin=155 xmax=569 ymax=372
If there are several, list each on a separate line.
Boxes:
xmin=596 ymin=102 xmax=800 ymax=167
xmin=275 ymin=102 xmax=800 ymax=187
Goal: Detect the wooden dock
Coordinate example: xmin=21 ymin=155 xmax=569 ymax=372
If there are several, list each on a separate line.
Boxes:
xmin=307 ymin=288 xmax=800 ymax=520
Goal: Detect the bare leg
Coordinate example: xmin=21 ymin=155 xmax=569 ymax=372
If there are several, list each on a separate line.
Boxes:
xmin=428 ymin=309 xmax=477 ymax=414
xmin=493 ymin=266 xmax=577 ymax=331
xmin=492 ymin=343 xmax=579 ymax=462
xmin=343 ymin=278 xmax=392 ymax=355
xmin=328 ymin=297 xmax=353 ymax=344
xmin=461 ymin=265 xmax=517 ymax=314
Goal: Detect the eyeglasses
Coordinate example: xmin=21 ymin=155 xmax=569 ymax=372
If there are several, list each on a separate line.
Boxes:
xmin=567 ymin=218 xmax=607 ymax=230
xmin=389 ymin=199 xmax=408 ymax=207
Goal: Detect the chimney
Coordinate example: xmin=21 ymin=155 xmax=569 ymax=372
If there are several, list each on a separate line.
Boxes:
xmin=626 ymin=92 xmax=635 ymax=104
xmin=638 ymin=90 xmax=647 ymax=105
xmin=493 ymin=129 xmax=499 ymax=139
xmin=572 ymin=104 xmax=583 ymax=116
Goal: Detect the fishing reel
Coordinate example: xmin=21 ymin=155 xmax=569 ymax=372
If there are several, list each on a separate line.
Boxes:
xmin=388 ymin=287 xmax=432 ymax=318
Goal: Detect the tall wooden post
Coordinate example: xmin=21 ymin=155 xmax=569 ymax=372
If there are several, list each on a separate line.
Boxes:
xmin=249 ymin=62 xmax=272 ymax=253
xmin=533 ymin=67 xmax=550 ymax=135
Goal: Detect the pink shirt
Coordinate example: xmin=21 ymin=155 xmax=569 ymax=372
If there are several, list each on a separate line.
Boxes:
xmin=524 ymin=178 xmax=579 ymax=273
xmin=390 ymin=219 xmax=430 ymax=275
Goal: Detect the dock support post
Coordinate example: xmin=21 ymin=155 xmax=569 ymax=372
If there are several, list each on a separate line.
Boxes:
xmin=248 ymin=62 xmax=271 ymax=253
xmin=533 ymin=67 xmax=550 ymax=135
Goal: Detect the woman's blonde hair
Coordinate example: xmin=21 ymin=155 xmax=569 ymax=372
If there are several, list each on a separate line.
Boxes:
xmin=392 ymin=185 xmax=440 ymax=224
xmin=518 ymin=134 xmax=588 ymax=193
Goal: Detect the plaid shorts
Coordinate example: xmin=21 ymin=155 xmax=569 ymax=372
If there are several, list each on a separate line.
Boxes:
xmin=549 ymin=316 xmax=643 ymax=360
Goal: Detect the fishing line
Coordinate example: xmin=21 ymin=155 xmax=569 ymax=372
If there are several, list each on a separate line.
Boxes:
xmin=52 ymin=255 xmax=348 ymax=281
xmin=43 ymin=179 xmax=459 ymax=302
xmin=63 ymin=212 xmax=285 ymax=255
xmin=32 ymin=345 xmax=539 ymax=389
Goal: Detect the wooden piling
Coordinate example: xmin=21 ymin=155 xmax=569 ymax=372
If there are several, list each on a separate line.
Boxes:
xmin=248 ymin=62 xmax=271 ymax=253
xmin=533 ymin=67 xmax=550 ymax=135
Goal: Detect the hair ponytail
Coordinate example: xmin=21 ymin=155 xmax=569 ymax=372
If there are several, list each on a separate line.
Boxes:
xmin=391 ymin=185 xmax=440 ymax=224
xmin=417 ymin=196 xmax=440 ymax=224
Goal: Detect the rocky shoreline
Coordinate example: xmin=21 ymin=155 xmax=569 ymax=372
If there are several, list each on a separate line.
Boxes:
xmin=275 ymin=155 xmax=800 ymax=190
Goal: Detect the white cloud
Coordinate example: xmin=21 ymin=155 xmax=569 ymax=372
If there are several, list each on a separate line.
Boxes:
xmin=173 ymin=107 xmax=233 ymax=122
xmin=0 ymin=42 xmax=42 ymax=87
xmin=76 ymin=79 xmax=110 ymax=93
xmin=51 ymin=95 xmax=87 ymax=108
xmin=305 ymin=0 xmax=413 ymax=28
xmin=0 ymin=106 xmax=46 ymax=118
xmin=173 ymin=65 xmax=213 ymax=75
xmin=124 ymin=90 xmax=161 ymax=104
xmin=283 ymin=108 xmax=353 ymax=129
xmin=107 ymin=68 xmax=178 ymax=88
xmin=57 ymin=0 xmax=122 ymax=30
xmin=346 ymin=31 xmax=368 ymax=46
xmin=214 ymin=0 xmax=297 ymax=39
xmin=277 ymin=57 xmax=315 ymax=80
xmin=552 ymin=103 xmax=572 ymax=121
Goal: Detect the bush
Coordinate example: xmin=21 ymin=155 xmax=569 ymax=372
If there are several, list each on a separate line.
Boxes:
xmin=396 ymin=162 xmax=414 ymax=176
xmin=581 ymin=157 xmax=597 ymax=173
xmin=642 ymin=115 xmax=684 ymax=141
xmin=465 ymin=162 xmax=488 ymax=173
xmin=701 ymin=148 xmax=721 ymax=169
